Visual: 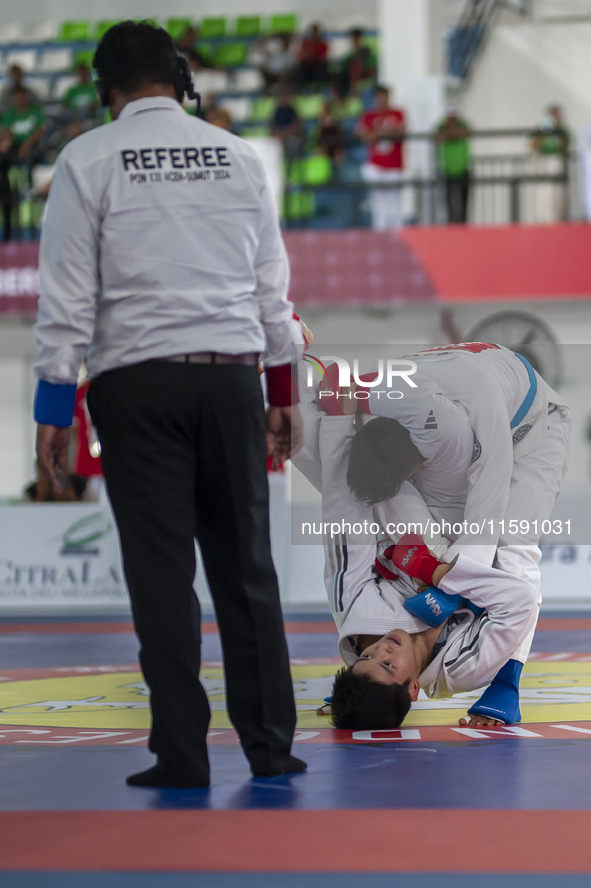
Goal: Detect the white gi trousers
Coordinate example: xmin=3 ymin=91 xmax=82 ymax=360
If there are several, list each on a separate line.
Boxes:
xmin=361 ymin=162 xmax=404 ymax=229
xmin=497 ymin=405 xmax=571 ymax=663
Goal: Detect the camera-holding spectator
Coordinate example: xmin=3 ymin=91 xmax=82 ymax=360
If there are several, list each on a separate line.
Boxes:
xmin=294 ymin=23 xmax=328 ymax=88
xmin=251 ymin=33 xmax=294 ymax=92
xmin=531 ymin=104 xmax=570 ymax=223
xmin=339 ymin=28 xmax=377 ymax=96
xmin=0 ymin=65 xmax=42 ymax=115
xmin=62 ymin=63 xmax=99 ymax=125
xmin=271 ymin=90 xmax=302 ymax=159
xmin=434 ymin=108 xmax=471 ymax=224
xmin=357 ymin=84 xmax=406 ymax=229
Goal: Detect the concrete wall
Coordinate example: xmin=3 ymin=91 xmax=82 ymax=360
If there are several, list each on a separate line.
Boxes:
xmin=463 ymin=19 xmax=591 ymax=142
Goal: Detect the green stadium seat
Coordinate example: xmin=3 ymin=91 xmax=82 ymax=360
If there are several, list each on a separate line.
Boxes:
xmin=94 ymin=21 xmax=121 ymax=40
xmin=362 ymin=35 xmax=379 ymax=54
xmin=336 ymin=96 xmax=364 ymax=119
xmin=235 ymin=16 xmax=261 ymax=37
xmin=239 ymin=124 xmax=269 ymax=138
xmin=200 ymin=18 xmax=226 ymax=38
xmin=57 ymin=21 xmax=91 ymax=42
xmin=75 ymin=50 xmax=95 ymax=69
xmin=269 ymin=14 xmax=298 ymax=34
xmin=196 ymin=43 xmax=216 ymax=66
xmin=302 ymin=154 xmax=332 ymax=185
xmin=293 ymin=95 xmax=324 ymax=120
xmin=285 ymin=158 xmax=304 ymax=186
xmin=166 ymin=18 xmax=193 ymax=41
xmin=283 ymin=190 xmax=315 ymax=220
xmin=215 ymin=43 xmax=248 ymax=67
xmin=250 ymin=96 xmax=277 ymax=122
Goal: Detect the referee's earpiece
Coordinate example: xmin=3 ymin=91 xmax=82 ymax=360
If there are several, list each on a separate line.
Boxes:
xmin=176 ymin=55 xmax=201 ymax=114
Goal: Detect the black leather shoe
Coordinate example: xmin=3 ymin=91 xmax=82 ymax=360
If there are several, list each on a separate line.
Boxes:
xmin=126 ymin=764 xmax=210 ymax=788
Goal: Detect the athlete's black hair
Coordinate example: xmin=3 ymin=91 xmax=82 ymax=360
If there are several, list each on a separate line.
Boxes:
xmin=346 ymin=417 xmax=424 ymax=506
xmin=330 ymin=667 xmax=412 ymax=730
xmin=93 ymin=20 xmax=179 ymax=95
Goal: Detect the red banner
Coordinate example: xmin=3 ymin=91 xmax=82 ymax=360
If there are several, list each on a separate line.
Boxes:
xmin=0 ymin=241 xmax=39 ymax=316
xmin=4 ymin=224 xmax=591 ymax=317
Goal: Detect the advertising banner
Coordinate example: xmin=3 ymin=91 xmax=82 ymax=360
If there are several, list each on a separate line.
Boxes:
xmin=0 ymin=500 xmax=127 ymax=610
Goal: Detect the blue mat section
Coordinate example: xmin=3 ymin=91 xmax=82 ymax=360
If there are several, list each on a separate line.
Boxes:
xmin=2 ymin=872 xmax=591 ymax=887
xmin=530 ymin=631 xmax=591 ymax=652
xmin=0 ymin=633 xmax=142 ymax=669
xmin=0 ymin=614 xmax=585 ymax=670
xmin=0 ymin=631 xmax=337 ymax=669
xmin=3 ymin=740 xmax=591 ymax=811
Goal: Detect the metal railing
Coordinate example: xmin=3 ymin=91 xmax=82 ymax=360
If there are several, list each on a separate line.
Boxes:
xmin=283 ymin=127 xmax=580 ymax=229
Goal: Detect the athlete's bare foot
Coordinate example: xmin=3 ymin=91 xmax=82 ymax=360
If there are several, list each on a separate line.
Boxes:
xmin=458 ymin=714 xmax=504 ymax=727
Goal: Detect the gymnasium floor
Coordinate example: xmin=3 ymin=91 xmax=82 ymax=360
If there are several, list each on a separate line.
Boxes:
xmin=1 ymin=611 xmax=591 ymax=886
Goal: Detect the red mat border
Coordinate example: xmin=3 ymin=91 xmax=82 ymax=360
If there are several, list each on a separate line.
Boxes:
xmin=1 ymin=809 xmax=591 ymax=872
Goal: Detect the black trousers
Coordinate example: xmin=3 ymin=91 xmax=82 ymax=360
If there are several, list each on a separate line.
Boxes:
xmin=87 ymin=360 xmax=297 ymax=779
xmin=445 ymin=174 xmax=470 ymax=223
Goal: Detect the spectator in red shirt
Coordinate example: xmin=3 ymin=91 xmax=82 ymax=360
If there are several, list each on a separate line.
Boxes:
xmin=356 ymin=85 xmax=406 ymax=229
xmin=294 ymin=23 xmax=328 ymax=86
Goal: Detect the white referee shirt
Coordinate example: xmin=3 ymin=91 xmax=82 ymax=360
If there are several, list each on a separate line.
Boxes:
xmin=34 ymin=96 xmax=301 ymax=399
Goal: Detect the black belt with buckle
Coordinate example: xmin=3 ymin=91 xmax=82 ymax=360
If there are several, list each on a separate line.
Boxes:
xmin=157 ymin=352 xmax=260 ymax=365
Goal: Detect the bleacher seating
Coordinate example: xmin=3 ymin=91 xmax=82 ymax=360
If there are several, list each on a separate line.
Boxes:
xmin=0 ymin=17 xmax=379 ymax=236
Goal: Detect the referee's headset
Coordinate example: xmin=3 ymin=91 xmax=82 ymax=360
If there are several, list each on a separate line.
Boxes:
xmin=93 ymin=55 xmax=201 ymax=114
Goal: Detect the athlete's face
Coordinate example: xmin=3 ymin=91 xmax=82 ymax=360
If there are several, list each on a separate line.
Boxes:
xmin=352 ymin=630 xmax=420 ymax=697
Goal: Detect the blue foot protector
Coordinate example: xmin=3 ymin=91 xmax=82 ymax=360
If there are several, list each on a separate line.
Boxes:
xmin=403 ymin=587 xmax=463 ymax=628
xmin=468 ymin=659 xmax=523 ymax=724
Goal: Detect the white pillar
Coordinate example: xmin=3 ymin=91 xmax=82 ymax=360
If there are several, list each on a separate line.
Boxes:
xmin=377 ymin=0 xmax=445 ymax=196
xmin=377 ymin=0 xmax=430 ymax=106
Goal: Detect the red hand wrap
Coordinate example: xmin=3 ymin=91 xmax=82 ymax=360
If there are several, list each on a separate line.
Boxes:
xmin=391 ymin=533 xmax=443 ymax=585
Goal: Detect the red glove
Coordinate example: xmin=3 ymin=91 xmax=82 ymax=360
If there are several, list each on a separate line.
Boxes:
xmin=318 ymin=363 xmax=351 ymax=416
xmin=375 ymin=541 xmax=399 ymax=581
xmin=391 ymin=533 xmax=443 ymax=585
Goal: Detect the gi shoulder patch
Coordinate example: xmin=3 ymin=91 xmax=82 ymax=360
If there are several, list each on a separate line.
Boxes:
xmin=471 ymin=433 xmax=482 ymax=464
xmin=513 ymin=423 xmax=532 ymax=445
xmin=424 ymin=410 xmax=438 ymax=430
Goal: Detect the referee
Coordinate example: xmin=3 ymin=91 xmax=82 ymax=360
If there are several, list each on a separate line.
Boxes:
xmin=33 ymin=22 xmax=305 ymax=788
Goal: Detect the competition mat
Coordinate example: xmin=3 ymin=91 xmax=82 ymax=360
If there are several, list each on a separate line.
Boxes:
xmin=1 ymin=614 xmax=591 ymax=886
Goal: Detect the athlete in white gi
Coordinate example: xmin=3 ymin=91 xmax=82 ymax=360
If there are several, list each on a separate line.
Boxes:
xmin=293 ymin=344 xmax=571 ymax=726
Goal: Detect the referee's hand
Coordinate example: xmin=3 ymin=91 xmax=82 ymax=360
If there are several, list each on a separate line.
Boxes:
xmin=266 ymin=405 xmax=303 ymax=470
xmin=36 ymin=423 xmax=70 ymax=494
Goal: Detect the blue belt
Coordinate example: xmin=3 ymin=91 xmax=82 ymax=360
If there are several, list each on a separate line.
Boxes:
xmin=510 ymin=352 xmax=537 ymax=429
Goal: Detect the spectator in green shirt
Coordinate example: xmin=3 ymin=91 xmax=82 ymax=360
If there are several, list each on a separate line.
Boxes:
xmin=62 ymin=64 xmax=99 ymax=123
xmin=0 ymin=85 xmax=45 ymax=240
xmin=434 ymin=110 xmax=471 ymax=224
xmin=339 ymin=29 xmax=377 ymax=96
xmin=531 ymin=104 xmax=570 ymax=156
xmin=0 ymin=85 xmax=45 ymax=162
xmin=530 ymin=104 xmax=569 ymax=223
